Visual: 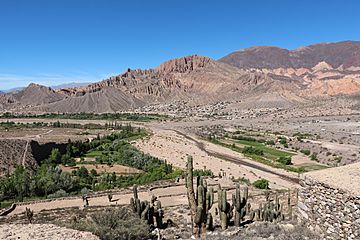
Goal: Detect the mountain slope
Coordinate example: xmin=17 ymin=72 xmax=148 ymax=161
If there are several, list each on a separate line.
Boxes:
xmin=0 ymin=83 xmax=66 ymax=111
xmin=219 ymin=40 xmax=360 ymax=69
xmin=1 ymin=41 xmax=360 ymax=113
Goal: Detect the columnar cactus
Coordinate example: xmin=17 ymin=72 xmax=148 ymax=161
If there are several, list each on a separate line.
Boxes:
xmin=25 ymin=207 xmax=34 ymax=223
xmin=130 ymin=185 xmax=164 ymax=228
xmin=249 ymin=192 xmax=285 ymax=223
xmin=233 ymin=183 xmax=248 ymax=227
xmin=185 ymin=155 xmax=214 ymax=238
xmin=287 ymin=190 xmax=293 ymax=220
xmin=218 ymin=187 xmax=232 ymax=230
xmin=155 ymin=199 xmax=164 ymax=228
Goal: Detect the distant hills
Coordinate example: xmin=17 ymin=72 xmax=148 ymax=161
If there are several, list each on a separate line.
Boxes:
xmin=0 ymin=82 xmax=93 ymax=93
xmin=1 ymin=41 xmax=360 ymax=113
xmin=219 ymin=41 xmax=360 ymax=69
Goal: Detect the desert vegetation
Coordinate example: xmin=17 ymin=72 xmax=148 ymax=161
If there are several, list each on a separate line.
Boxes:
xmin=0 ymin=112 xmax=168 ymax=122
xmin=1 ymin=125 xmax=205 ymax=207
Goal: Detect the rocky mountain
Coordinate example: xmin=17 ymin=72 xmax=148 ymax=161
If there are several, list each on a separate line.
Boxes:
xmin=220 ymin=41 xmax=360 ymax=97
xmin=0 ymin=41 xmax=359 ymax=113
xmin=219 ymin=41 xmax=360 ymax=69
xmin=0 ymin=83 xmax=66 ymax=111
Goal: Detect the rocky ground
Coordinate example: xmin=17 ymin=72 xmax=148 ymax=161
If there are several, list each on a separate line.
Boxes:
xmin=0 ymin=224 xmax=99 ymax=240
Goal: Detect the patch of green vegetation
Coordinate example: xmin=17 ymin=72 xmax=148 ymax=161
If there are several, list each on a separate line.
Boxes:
xmin=0 ymin=112 xmax=169 ymax=122
xmin=277 ymin=156 xmax=292 ymax=165
xmin=0 ymin=125 xmax=183 ymax=203
xmin=84 ymin=151 xmax=103 ymax=157
xmin=234 ymin=139 xmax=294 ymax=160
xmin=242 ymin=146 xmax=264 ymax=156
xmin=300 ymin=149 xmax=311 ymax=156
xmin=298 ymin=164 xmax=329 ymax=172
xmin=310 ymin=153 xmax=318 ymax=161
xmin=210 ymin=138 xmax=304 ymax=173
xmin=253 ymin=179 xmax=269 ymax=189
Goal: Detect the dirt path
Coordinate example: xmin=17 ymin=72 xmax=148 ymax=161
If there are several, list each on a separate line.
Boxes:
xmin=21 ymin=140 xmax=29 ymax=167
xmin=9 ymin=180 xmax=234 ymax=216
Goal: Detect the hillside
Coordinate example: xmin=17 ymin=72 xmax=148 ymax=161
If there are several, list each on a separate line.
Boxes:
xmin=0 ymin=41 xmax=360 ymax=113
xmin=219 ymin=40 xmax=360 ymax=69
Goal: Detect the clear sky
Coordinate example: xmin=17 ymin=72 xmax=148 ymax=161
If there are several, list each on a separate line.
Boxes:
xmin=0 ymin=0 xmax=359 ymax=90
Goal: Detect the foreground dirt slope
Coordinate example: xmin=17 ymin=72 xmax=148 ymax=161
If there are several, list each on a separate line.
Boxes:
xmin=0 ymin=224 xmax=99 ymax=240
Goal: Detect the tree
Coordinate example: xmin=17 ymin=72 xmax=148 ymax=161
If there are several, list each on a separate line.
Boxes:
xmin=48 ymin=148 xmax=61 ymax=164
xmin=13 ymin=165 xmax=30 ymax=201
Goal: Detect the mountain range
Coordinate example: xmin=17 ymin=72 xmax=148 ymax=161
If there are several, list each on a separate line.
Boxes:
xmin=1 ymin=40 xmax=359 ymax=113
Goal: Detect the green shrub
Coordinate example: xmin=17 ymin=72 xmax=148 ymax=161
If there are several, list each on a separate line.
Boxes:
xmin=310 ymin=153 xmax=318 ymax=161
xmin=277 ymin=156 xmax=292 ymax=165
xmin=71 ymin=206 xmax=150 ymax=240
xmin=265 ymin=140 xmax=275 ymax=145
xmin=242 ymin=146 xmax=264 ymax=156
xmin=279 ymin=137 xmax=287 ymax=145
xmin=253 ymin=179 xmax=269 ymax=189
xmin=300 ymin=149 xmax=311 ymax=155
xmin=47 ymin=189 xmax=68 ymax=199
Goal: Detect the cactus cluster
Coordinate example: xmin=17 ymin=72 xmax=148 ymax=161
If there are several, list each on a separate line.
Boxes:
xmin=184 ymin=155 xmax=296 ymax=234
xmin=249 ymin=192 xmax=292 ymax=223
xmin=185 ymin=156 xmax=214 ymax=238
xmin=130 ymin=185 xmax=164 ymax=228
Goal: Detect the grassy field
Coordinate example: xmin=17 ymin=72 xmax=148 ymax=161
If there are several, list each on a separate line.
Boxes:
xmin=233 ymin=139 xmax=294 ymax=160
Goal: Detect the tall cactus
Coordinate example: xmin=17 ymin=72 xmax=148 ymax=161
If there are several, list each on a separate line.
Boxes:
xmin=130 ymin=185 xmax=163 ymax=228
xmin=185 ymin=155 xmax=214 ymax=238
xmin=233 ymin=183 xmax=248 ymax=227
xmin=287 ymin=190 xmax=293 ymax=220
xmin=218 ymin=187 xmax=232 ymax=230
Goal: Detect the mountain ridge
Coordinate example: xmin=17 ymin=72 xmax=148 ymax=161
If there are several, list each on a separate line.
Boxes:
xmin=1 ymin=41 xmax=360 ymax=113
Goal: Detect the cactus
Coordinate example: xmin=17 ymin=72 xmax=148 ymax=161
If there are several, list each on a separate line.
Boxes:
xmin=155 ymin=200 xmax=164 ymax=228
xmin=287 ymin=190 xmax=293 ymax=220
xmin=218 ymin=187 xmax=232 ymax=230
xmin=233 ymin=183 xmax=248 ymax=227
xmin=251 ymin=192 xmax=286 ymax=223
xmin=25 ymin=207 xmax=34 ymax=223
xmin=129 ymin=186 xmax=164 ymax=228
xmin=107 ymin=194 xmax=113 ymax=202
xmin=185 ymin=155 xmax=214 ymax=238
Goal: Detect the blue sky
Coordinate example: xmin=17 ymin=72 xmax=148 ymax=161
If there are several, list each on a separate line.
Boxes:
xmin=0 ymin=0 xmax=359 ymax=90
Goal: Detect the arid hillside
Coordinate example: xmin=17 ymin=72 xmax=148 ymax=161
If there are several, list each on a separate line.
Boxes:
xmin=0 ymin=41 xmax=359 ymax=113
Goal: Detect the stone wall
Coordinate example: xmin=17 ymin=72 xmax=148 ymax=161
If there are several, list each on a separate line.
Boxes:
xmin=298 ymin=175 xmax=360 ymax=240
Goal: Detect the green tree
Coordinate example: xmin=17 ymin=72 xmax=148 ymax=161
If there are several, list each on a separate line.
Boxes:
xmin=13 ymin=165 xmax=30 ymax=201
xmin=48 ymin=148 xmax=61 ymax=164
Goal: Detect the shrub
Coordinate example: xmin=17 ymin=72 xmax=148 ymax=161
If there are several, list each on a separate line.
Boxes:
xmin=71 ymin=206 xmax=150 ymax=240
xmin=242 ymin=146 xmax=264 ymax=156
xmin=193 ymin=169 xmax=213 ymax=177
xmin=47 ymin=189 xmax=68 ymax=199
xmin=279 ymin=137 xmax=287 ymax=145
xmin=277 ymin=156 xmax=292 ymax=165
xmin=300 ymin=149 xmax=311 ymax=155
xmin=253 ymin=179 xmax=269 ymax=189
xmin=265 ymin=140 xmax=275 ymax=145
xmin=310 ymin=153 xmax=318 ymax=161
